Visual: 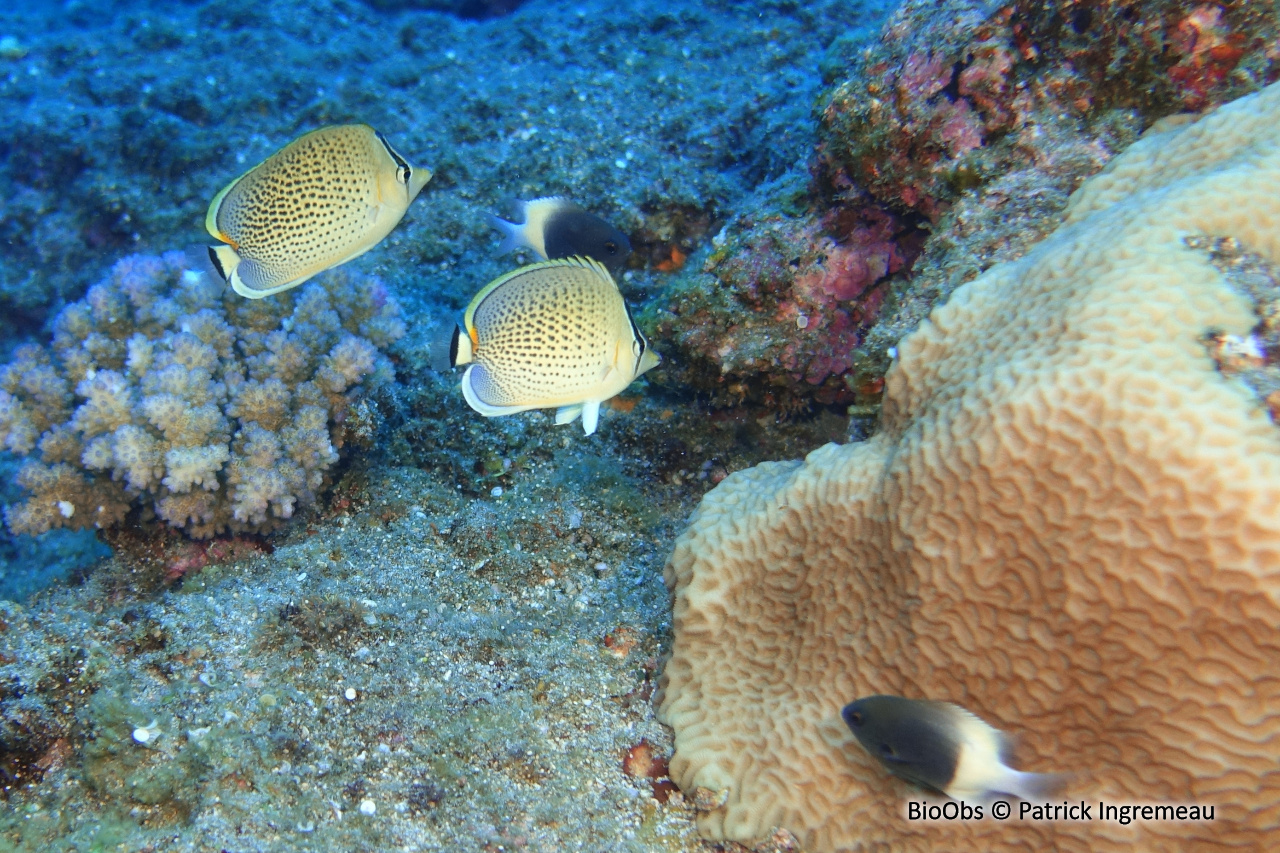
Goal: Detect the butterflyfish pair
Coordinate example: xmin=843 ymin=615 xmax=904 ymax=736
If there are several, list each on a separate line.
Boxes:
xmin=843 ymin=695 xmax=1067 ymax=801
xmin=206 ymin=124 xmax=431 ymax=298
xmin=444 ymin=256 xmax=659 ymax=436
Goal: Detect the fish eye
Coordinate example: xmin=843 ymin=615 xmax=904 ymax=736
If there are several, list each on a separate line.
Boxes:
xmin=880 ymin=743 xmax=895 ymax=756
xmin=397 ymin=165 xmax=412 ymax=184
xmin=604 ymin=241 xmax=618 ymax=255
xmin=847 ymin=711 xmax=862 ymax=726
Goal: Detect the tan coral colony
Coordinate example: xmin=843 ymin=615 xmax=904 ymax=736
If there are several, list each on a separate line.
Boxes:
xmin=657 ymin=83 xmax=1280 ymax=851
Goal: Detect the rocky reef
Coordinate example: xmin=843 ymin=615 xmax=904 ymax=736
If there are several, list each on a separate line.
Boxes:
xmin=649 ymin=0 xmax=1280 ymax=420
xmin=644 ymin=196 xmax=921 ymax=413
xmin=5 ymin=1 xmax=1280 ymax=851
xmin=819 ymin=0 xmax=1280 ymax=220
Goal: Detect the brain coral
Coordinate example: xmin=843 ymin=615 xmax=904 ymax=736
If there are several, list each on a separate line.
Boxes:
xmin=0 ymin=252 xmax=403 ymax=538
xmin=657 ymin=82 xmax=1280 ymax=851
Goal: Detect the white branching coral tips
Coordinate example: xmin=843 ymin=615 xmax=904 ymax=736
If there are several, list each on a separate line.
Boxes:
xmin=0 ymin=252 xmax=402 ymax=538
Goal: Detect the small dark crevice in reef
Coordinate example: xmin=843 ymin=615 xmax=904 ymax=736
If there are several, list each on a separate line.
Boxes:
xmin=362 ymin=0 xmax=530 ymax=20
xmin=1187 ymin=234 xmax=1280 ymax=421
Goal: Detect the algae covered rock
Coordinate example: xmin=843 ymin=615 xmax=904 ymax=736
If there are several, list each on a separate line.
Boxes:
xmin=643 ymin=201 xmax=919 ymax=413
xmin=818 ymin=0 xmax=1280 ymax=219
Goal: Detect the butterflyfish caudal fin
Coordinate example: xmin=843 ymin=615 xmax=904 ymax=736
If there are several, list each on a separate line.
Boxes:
xmin=206 ymin=245 xmax=240 ymax=284
xmin=429 ymin=323 xmax=468 ymax=373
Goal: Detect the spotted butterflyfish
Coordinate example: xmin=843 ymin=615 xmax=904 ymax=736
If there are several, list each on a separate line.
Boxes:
xmin=842 ymin=695 xmax=1067 ymax=801
xmin=447 ymin=255 xmax=659 ymax=435
xmin=205 ymin=123 xmax=432 ymax=299
xmin=490 ymin=197 xmax=631 ymax=271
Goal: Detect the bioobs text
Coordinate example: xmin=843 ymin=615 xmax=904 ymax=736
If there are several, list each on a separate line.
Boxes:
xmin=906 ymin=801 xmax=984 ymax=821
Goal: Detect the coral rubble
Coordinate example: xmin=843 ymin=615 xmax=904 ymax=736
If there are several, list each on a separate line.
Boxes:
xmin=658 ymin=81 xmax=1280 ymax=851
xmin=0 ymin=252 xmax=403 ymax=538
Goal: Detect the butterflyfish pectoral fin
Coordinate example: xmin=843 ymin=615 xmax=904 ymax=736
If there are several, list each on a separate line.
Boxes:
xmin=580 ymin=400 xmax=600 ymax=435
xmin=555 ymin=404 xmax=583 ymax=425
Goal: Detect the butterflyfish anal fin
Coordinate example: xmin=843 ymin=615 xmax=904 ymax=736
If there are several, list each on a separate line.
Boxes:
xmin=555 ymin=404 xmax=583 ymax=425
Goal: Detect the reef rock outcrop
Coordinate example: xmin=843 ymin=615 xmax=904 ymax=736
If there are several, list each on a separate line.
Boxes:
xmin=657 ymin=82 xmax=1280 ymax=851
xmin=820 ymin=0 xmax=1280 ymax=220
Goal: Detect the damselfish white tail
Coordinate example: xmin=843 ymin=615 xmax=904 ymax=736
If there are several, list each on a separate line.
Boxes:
xmin=489 ymin=214 xmax=526 ymax=256
xmin=1000 ymin=768 xmax=1070 ymax=801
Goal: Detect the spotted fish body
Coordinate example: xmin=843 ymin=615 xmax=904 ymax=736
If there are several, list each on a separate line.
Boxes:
xmin=452 ymin=256 xmax=659 ymax=435
xmin=206 ymin=124 xmax=431 ymax=298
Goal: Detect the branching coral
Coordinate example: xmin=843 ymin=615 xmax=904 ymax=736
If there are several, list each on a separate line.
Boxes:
xmin=0 ymin=253 xmax=403 ymax=538
xmin=658 ymin=82 xmax=1280 ymax=851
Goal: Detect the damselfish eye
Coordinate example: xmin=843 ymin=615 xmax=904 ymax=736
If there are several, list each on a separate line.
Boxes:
xmin=847 ymin=712 xmax=862 ymax=726
xmin=604 ymin=240 xmax=618 ymax=255
xmin=880 ymin=743 xmax=895 ymax=756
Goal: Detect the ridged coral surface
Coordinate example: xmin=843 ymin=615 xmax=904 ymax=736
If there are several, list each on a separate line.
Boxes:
xmin=657 ymin=82 xmax=1280 ymax=851
xmin=0 ymin=253 xmax=403 ymax=538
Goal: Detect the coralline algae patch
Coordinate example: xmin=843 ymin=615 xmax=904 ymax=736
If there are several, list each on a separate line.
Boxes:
xmin=818 ymin=0 xmax=1280 ymax=220
xmin=644 ymin=205 xmax=921 ymax=413
xmin=0 ymin=464 xmax=699 ymax=852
